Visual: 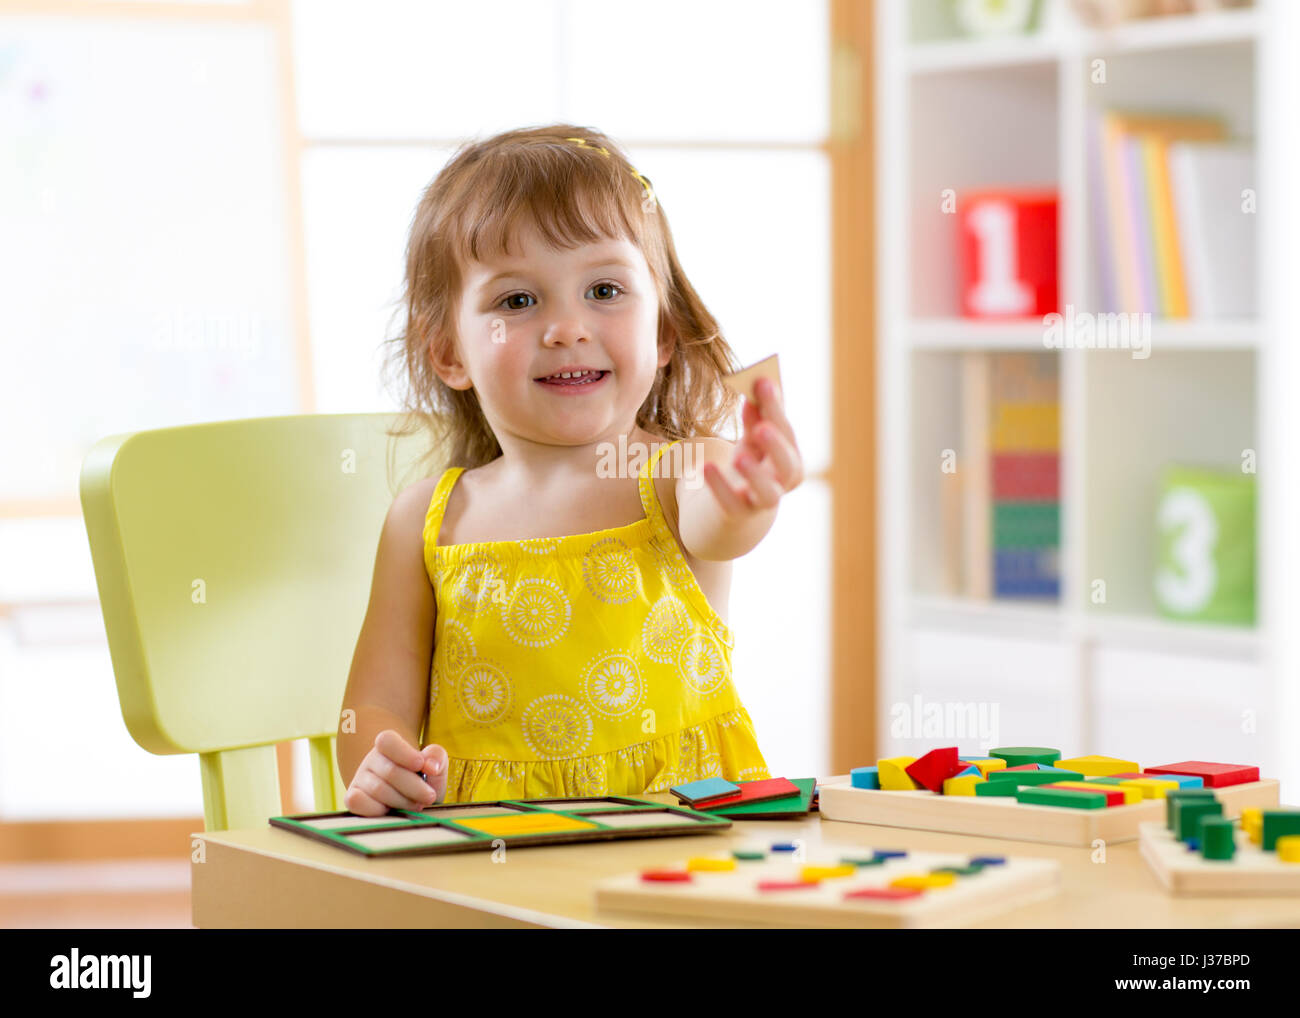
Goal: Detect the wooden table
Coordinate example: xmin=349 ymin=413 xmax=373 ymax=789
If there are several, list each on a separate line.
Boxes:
xmin=190 ymin=776 xmax=1300 ymax=928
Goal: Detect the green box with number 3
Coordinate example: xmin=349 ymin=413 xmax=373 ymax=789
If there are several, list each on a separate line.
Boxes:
xmin=1154 ymin=465 xmax=1256 ymax=625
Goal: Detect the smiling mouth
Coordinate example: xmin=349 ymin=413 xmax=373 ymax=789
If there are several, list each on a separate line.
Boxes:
xmin=534 ymin=370 xmax=609 ymax=386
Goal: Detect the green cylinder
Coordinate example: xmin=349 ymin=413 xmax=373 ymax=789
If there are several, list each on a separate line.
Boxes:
xmin=1199 ymin=817 xmax=1236 ymax=861
xmin=1177 ymin=800 xmax=1223 ymax=842
xmin=989 ymin=747 xmax=1061 ymax=768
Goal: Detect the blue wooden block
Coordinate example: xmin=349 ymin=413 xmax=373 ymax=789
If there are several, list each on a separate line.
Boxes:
xmin=771 ymin=842 xmax=798 ymax=852
xmin=1149 ymin=773 xmax=1205 ymax=790
xmin=851 ymin=766 xmax=880 ymax=789
xmin=871 ymin=850 xmax=907 ymax=861
xmin=955 ymin=765 xmax=981 ymax=778
xmin=969 ymin=855 xmax=1006 ymax=866
xmin=671 ymin=777 xmax=739 ymax=804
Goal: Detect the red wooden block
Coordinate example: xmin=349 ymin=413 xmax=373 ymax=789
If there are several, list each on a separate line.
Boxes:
xmin=1003 ymin=764 xmax=1040 ymax=772
xmin=1144 ymin=762 xmax=1259 ymax=788
xmin=1039 ymin=783 xmax=1123 ymax=807
xmin=641 ymin=869 xmax=692 ymax=883
xmin=959 ymin=190 xmax=1059 ymax=320
xmin=757 ymin=879 xmax=819 ymax=892
xmin=992 ymin=454 xmax=1060 ymax=499
xmin=690 ymin=777 xmax=801 ymax=811
xmin=905 ymin=747 xmax=964 ymax=793
xmin=844 ymin=886 xmax=925 ymax=901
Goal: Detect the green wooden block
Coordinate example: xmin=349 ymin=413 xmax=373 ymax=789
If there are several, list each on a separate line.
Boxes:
xmin=1176 ymin=800 xmax=1223 ymax=842
xmin=1262 ymin=810 xmax=1300 ymax=851
xmin=1166 ymin=789 xmax=1217 ymax=831
xmin=994 ymin=503 xmax=1059 ymax=548
xmin=975 ymin=781 xmax=1020 ymax=797
xmin=1199 ymin=818 xmax=1236 ymax=861
xmin=1154 ymin=465 xmax=1255 ymax=625
xmin=988 ymin=769 xmax=1083 ymax=786
xmin=931 ymin=864 xmax=985 ymax=876
xmin=1016 ymin=787 xmax=1108 ymax=810
xmin=989 ymin=747 xmax=1061 ymax=767
xmin=1084 ymin=776 xmax=1127 ymax=785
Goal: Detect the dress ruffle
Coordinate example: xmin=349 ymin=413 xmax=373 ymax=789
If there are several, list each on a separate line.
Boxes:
xmin=439 ymin=706 xmax=771 ymax=803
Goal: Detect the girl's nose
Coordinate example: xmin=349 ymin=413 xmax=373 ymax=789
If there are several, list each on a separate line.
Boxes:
xmin=543 ymin=320 xmax=587 ymax=346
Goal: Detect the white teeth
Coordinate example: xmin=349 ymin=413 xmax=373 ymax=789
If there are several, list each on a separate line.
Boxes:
xmin=548 ymin=370 xmax=597 ymax=379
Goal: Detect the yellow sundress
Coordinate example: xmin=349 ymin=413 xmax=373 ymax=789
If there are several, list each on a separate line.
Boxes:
xmin=421 ymin=437 xmax=772 ymax=802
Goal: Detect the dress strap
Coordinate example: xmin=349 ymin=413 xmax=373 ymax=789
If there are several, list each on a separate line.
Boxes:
xmin=637 ymin=438 xmax=684 ymax=529
xmin=423 ymin=466 xmax=465 ymax=549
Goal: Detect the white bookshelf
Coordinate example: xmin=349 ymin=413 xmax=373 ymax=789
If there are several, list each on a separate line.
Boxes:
xmin=876 ymin=0 xmax=1299 ymax=794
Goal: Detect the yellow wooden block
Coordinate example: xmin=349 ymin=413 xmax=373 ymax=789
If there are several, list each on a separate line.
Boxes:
xmin=687 ymin=856 xmax=737 ymax=872
xmin=878 ymin=756 xmax=920 ymax=790
xmin=890 ymin=873 xmax=956 ymax=890
xmin=1242 ymin=807 xmax=1263 ymax=845
xmin=1055 ymin=755 xmax=1140 ymax=777
xmin=800 ymin=864 xmax=857 ymax=881
xmin=1277 ymin=836 xmax=1300 ymax=864
xmin=1051 ymin=781 xmax=1142 ymax=805
xmin=1119 ymin=777 xmax=1180 ymax=800
xmin=965 ymin=758 xmax=1007 ymax=777
xmin=942 ymin=774 xmax=983 ymax=796
xmin=455 ymin=812 xmax=601 ymax=837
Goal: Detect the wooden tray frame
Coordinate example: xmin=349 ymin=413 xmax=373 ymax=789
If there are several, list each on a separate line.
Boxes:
xmin=817 ymin=779 xmax=1280 ymax=847
xmin=269 ymin=795 xmax=732 ymax=858
xmin=1138 ymin=821 xmax=1300 ymax=895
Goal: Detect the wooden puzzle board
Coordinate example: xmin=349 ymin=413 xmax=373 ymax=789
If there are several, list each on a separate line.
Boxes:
xmin=594 ymin=841 xmax=1060 ymax=928
xmin=269 ymin=796 xmax=731 ymax=858
xmin=1139 ymin=821 xmax=1300 ymax=895
xmin=817 ymin=779 xmax=1280 ymax=847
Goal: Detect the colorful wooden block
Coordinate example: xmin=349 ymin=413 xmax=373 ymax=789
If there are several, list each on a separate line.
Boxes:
xmin=687 ymin=856 xmax=737 ymax=872
xmin=1126 ymin=772 xmax=1203 ymax=789
xmin=1175 ymin=801 xmax=1223 ymax=842
xmin=975 ymin=780 xmax=1021 ymax=797
xmin=878 ymin=756 xmax=921 ymax=790
xmin=1119 ymin=777 xmax=1181 ymax=800
xmin=850 ymin=766 xmax=880 ymax=790
xmin=1165 ymin=789 xmax=1217 ymax=831
xmin=959 ymin=191 xmax=1059 ymax=319
xmin=1198 ymin=818 xmax=1236 ymax=861
xmin=1278 ymin=836 xmax=1300 ymax=864
xmin=641 ymin=869 xmax=692 ymax=882
xmin=943 ymin=774 xmax=984 ymax=796
xmin=1055 ymin=755 xmax=1140 ymax=777
xmin=758 ymin=879 xmax=818 ymax=892
xmin=843 ymin=886 xmax=924 ymax=900
xmin=1039 ymin=782 xmax=1125 ymax=806
xmin=988 ymin=769 xmax=1084 ymax=787
xmin=1051 ymin=781 xmax=1142 ymax=805
xmin=1145 ymin=761 xmax=1260 ymax=789
xmin=961 ymin=757 xmax=1008 ymax=777
xmin=955 ymin=765 xmax=981 ymax=778
xmin=905 ymin=747 xmax=964 ymax=793
xmin=671 ymin=777 xmax=740 ymax=805
xmin=1015 ymin=787 xmax=1108 ymax=809
xmin=890 ymin=873 xmax=956 ymax=890
xmin=1241 ymin=807 xmax=1263 ymax=845
xmin=692 ymin=777 xmax=801 ymax=810
xmin=1261 ymin=811 xmax=1300 ymax=851
xmin=801 ymin=864 xmax=857 ymax=881
xmin=990 ymin=747 xmax=1061 ymax=767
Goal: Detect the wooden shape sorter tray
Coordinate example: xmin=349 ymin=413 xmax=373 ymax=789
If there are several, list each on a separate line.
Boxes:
xmin=1139 ymin=821 xmax=1300 ymax=896
xmin=268 ymin=796 xmax=732 ymax=858
xmin=816 ymin=780 xmax=1280 ymax=847
xmin=594 ymin=841 xmax=1060 ymax=929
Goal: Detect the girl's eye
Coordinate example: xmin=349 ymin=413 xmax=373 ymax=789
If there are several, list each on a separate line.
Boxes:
xmin=501 ymin=292 xmax=534 ymax=311
xmin=587 ymin=281 xmax=624 ymax=301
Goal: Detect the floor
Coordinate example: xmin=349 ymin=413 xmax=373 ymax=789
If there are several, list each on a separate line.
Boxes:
xmin=0 ymin=859 xmax=193 ymax=928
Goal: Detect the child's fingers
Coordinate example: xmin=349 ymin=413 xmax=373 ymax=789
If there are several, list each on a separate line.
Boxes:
xmin=755 ymin=379 xmax=796 ymax=445
xmin=357 ymin=767 xmax=431 ymax=811
xmin=421 ymin=744 xmax=450 ymax=803
xmin=375 ymin=728 xmax=426 ymax=771
xmin=342 ymin=782 xmax=389 ymax=817
xmin=754 ymin=425 xmax=803 ymax=489
xmin=703 ymin=461 xmax=752 ymax=515
xmin=370 ymin=750 xmax=439 ymax=806
xmin=733 ymin=453 xmax=783 ymax=509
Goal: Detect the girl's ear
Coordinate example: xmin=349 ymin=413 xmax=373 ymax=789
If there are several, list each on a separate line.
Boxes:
xmin=429 ymin=333 xmax=473 ymax=390
xmin=657 ymin=314 xmax=678 ymax=369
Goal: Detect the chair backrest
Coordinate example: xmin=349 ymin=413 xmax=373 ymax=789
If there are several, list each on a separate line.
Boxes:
xmin=80 ymin=413 xmax=437 ymax=831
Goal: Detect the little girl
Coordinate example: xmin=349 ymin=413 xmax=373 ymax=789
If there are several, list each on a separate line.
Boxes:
xmin=339 ymin=124 xmax=804 ymax=813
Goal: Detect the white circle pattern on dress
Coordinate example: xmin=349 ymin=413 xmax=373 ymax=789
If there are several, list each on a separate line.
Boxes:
xmin=582 ymin=536 xmax=640 ymax=603
xmin=455 ymin=658 xmax=514 ymax=725
xmin=520 ymin=693 xmax=594 ymax=758
xmin=579 ymin=650 xmax=645 ymax=719
xmin=641 ymin=594 xmax=692 ymax=663
xmin=501 ymin=576 xmax=571 ymax=647
xmin=677 ymin=631 xmax=727 ymax=696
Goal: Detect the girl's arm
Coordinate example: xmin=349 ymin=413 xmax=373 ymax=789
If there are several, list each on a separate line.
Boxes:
xmin=338 ymin=479 xmax=438 ymax=789
xmin=677 ymin=377 xmax=804 ymax=561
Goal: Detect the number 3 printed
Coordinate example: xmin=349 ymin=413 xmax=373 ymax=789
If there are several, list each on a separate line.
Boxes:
xmin=1155 ymin=488 xmax=1218 ymax=613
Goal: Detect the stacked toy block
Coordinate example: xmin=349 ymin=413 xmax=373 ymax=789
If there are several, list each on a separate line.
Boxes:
xmin=990 ymin=354 xmax=1060 ymax=599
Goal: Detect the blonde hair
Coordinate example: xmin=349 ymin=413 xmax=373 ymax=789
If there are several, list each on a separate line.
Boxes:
xmin=381 ymin=124 xmax=743 ymax=480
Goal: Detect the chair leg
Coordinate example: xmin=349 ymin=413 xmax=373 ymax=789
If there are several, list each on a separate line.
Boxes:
xmin=308 ymin=735 xmax=346 ymax=813
xmin=198 ymin=745 xmax=282 ymax=831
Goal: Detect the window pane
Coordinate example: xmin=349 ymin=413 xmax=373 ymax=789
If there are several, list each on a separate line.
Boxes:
xmin=291 ymin=0 xmax=563 ymax=140
xmin=729 ymin=478 xmax=830 ymax=778
xmin=300 ymin=146 xmax=458 ymax=413
xmin=563 ymin=0 xmax=828 ymax=143
xmin=0 ymin=18 xmax=298 ymax=501
xmin=626 ymin=146 xmax=830 ymax=473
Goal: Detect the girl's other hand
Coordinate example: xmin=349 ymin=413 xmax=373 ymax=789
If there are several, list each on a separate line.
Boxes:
xmin=343 ymin=730 xmax=449 ymax=816
xmin=704 ymin=377 xmax=804 ymax=514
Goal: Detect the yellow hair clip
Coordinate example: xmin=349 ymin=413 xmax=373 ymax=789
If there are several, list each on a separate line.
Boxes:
xmin=565 ymin=136 xmax=655 ymax=206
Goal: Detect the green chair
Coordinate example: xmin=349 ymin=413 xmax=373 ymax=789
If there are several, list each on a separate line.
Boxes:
xmin=79 ymin=413 xmax=436 ymax=831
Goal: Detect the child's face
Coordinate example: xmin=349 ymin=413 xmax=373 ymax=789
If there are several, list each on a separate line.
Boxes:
xmin=444 ymin=219 xmax=671 ymax=450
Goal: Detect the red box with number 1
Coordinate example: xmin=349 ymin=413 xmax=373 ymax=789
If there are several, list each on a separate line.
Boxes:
xmin=959 ymin=190 xmax=1058 ymax=319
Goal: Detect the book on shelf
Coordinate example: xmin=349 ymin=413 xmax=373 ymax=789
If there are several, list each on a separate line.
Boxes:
xmin=1093 ymin=110 xmax=1253 ymax=319
xmin=957 ymin=352 xmax=1060 ymax=601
